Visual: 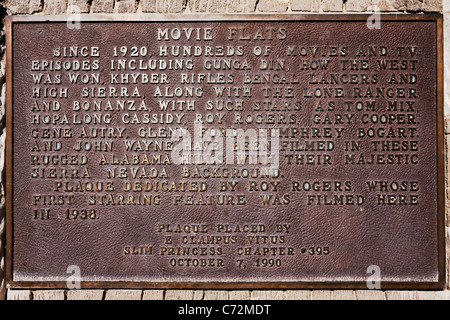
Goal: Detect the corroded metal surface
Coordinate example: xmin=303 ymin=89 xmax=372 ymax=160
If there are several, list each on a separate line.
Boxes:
xmin=6 ymin=14 xmax=445 ymax=289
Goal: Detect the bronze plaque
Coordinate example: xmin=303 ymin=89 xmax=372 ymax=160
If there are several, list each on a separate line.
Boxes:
xmin=6 ymin=14 xmax=445 ymax=289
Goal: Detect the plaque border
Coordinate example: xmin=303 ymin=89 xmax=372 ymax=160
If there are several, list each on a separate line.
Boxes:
xmin=5 ymin=13 xmax=445 ymax=290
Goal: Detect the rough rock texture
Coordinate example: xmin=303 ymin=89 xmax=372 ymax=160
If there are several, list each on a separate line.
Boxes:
xmin=228 ymin=0 xmax=258 ymax=12
xmin=405 ymin=0 xmax=441 ymax=11
xmin=67 ymin=0 xmax=91 ymax=13
xmin=6 ymin=290 xmax=32 ymax=300
xmin=289 ymin=0 xmax=441 ymax=12
xmin=66 ymin=290 xmax=104 ymax=300
xmin=115 ymin=0 xmax=137 ymax=13
xmin=142 ymin=290 xmax=165 ymax=300
xmin=142 ymin=0 xmax=186 ymax=13
xmin=91 ymin=0 xmax=114 ymax=13
xmin=187 ymin=0 xmax=257 ymax=13
xmin=345 ymin=0 xmax=406 ymax=12
xmin=44 ymin=0 xmax=68 ymax=14
xmin=165 ymin=290 xmax=204 ymax=300
xmin=5 ymin=289 xmax=450 ymax=300
xmin=311 ymin=290 xmax=333 ymax=300
xmin=5 ymin=0 xmax=30 ymax=14
xmin=345 ymin=0 xmax=441 ymax=12
xmin=104 ymin=290 xmax=143 ymax=300
xmin=33 ymin=290 xmax=66 ymax=300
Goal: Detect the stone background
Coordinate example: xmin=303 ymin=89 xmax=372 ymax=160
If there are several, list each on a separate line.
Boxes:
xmin=1 ymin=0 xmax=449 ymax=300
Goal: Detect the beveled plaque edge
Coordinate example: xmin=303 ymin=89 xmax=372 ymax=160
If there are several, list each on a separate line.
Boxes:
xmin=4 ymin=13 xmax=445 ymax=290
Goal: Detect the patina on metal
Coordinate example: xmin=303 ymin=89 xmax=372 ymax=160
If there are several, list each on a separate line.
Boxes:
xmin=5 ymin=14 xmax=445 ymax=289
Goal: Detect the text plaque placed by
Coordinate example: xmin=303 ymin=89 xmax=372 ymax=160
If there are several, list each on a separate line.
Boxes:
xmin=6 ymin=15 xmax=445 ymax=289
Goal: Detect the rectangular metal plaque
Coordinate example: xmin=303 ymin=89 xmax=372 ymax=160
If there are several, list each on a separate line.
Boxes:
xmin=6 ymin=14 xmax=445 ymax=289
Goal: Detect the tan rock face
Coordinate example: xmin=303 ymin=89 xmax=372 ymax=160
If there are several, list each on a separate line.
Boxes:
xmin=291 ymin=0 xmax=342 ymax=11
xmin=67 ymin=0 xmax=90 ymax=13
xmin=142 ymin=0 xmax=187 ymax=13
xmin=346 ymin=0 xmax=405 ymax=12
xmin=189 ymin=0 xmax=257 ymax=12
xmin=44 ymin=0 xmax=68 ymax=14
xmin=115 ymin=0 xmax=137 ymax=13
xmin=91 ymin=0 xmax=114 ymax=13
xmin=406 ymin=0 xmax=441 ymax=11
xmin=257 ymin=0 xmax=289 ymax=12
